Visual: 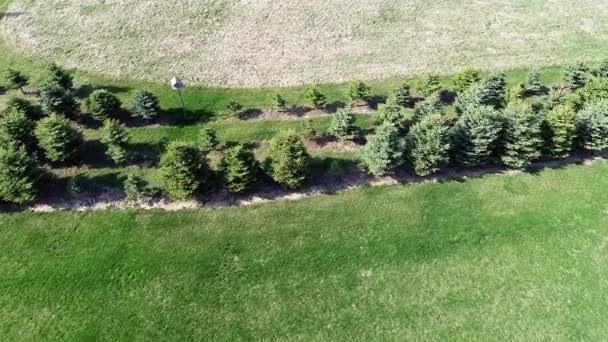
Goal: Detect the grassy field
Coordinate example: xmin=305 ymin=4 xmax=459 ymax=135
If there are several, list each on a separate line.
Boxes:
xmin=2 ymin=161 xmax=608 ymax=340
xmin=3 ymin=0 xmax=606 ymax=87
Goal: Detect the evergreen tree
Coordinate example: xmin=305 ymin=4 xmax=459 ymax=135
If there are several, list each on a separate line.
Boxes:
xmin=453 ymin=67 xmax=481 ymax=93
xmin=160 ymin=140 xmax=209 ymax=199
xmin=450 ymin=105 xmax=502 ymax=166
xmin=572 ymin=79 xmax=608 ymax=111
xmin=455 ymin=73 xmax=507 ymax=113
xmin=266 ymin=129 xmax=311 ymax=189
xmin=375 ymin=103 xmax=406 ymax=130
xmin=34 ymin=113 xmax=82 ymax=162
xmin=413 ymin=92 xmax=442 ymax=121
xmin=564 ymin=62 xmax=589 ymax=90
xmin=390 ymin=83 xmax=411 ymax=107
xmin=5 ymin=68 xmax=29 ymax=94
xmin=0 ymin=108 xmax=35 ymax=150
xmin=5 ymin=97 xmax=40 ymax=120
xmin=500 ymin=101 xmax=543 ymax=168
xmin=360 ymin=123 xmax=404 ymax=176
xmin=198 ymin=126 xmax=219 ymax=151
xmin=346 ymin=81 xmax=371 ymax=105
xmin=123 ymin=173 xmax=150 ymax=202
xmin=526 ymin=68 xmax=542 ymax=95
xmin=407 ymin=113 xmax=451 ymax=176
xmin=47 ymin=63 xmax=73 ymax=90
xmin=0 ymin=144 xmax=45 ymax=204
xmin=545 ymin=105 xmax=576 ymax=158
xmin=329 ymin=108 xmax=358 ymax=139
xmin=305 ymin=86 xmax=327 ymax=109
xmin=271 ymin=94 xmax=288 ymax=112
xmin=39 ymin=82 xmax=78 ymax=115
xmin=132 ymin=90 xmax=160 ymax=120
xmin=597 ymin=59 xmax=608 ymax=78
xmin=219 ymin=143 xmax=259 ymax=193
xmin=416 ymin=72 xmax=441 ymax=97
xmin=576 ymin=100 xmax=608 ymax=152
xmin=87 ymin=89 xmax=121 ymax=120
xmin=100 ymin=118 xmax=130 ymax=164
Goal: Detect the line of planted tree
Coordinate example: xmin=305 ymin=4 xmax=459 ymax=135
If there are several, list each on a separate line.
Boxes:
xmin=2 ymin=61 xmax=608 ymax=205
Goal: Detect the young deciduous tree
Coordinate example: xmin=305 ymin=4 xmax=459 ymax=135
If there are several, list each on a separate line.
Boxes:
xmin=47 ymin=63 xmax=73 ymax=90
xmin=453 ymin=67 xmax=481 ymax=93
xmin=0 ymin=144 xmax=45 ymax=204
xmin=100 ymin=118 xmax=130 ymax=164
xmin=266 ymin=129 xmax=311 ymax=189
xmin=360 ymin=123 xmax=404 ymax=176
xmin=564 ymin=62 xmax=589 ymax=90
xmin=450 ymin=105 xmax=502 ymax=166
xmin=305 ymin=86 xmax=327 ymax=109
xmin=219 ymin=143 xmax=259 ymax=193
xmin=132 ymin=90 xmax=160 ymax=120
xmin=346 ymin=81 xmax=371 ymax=105
xmin=416 ymin=72 xmax=441 ymax=97
xmin=500 ymin=101 xmax=543 ymax=168
xmin=329 ymin=108 xmax=358 ymax=139
xmin=160 ymin=140 xmax=209 ymax=199
xmin=545 ymin=105 xmax=576 ymax=158
xmin=5 ymin=69 xmax=29 ymax=94
xmin=87 ymin=89 xmax=121 ymax=120
xmin=34 ymin=113 xmax=82 ymax=162
xmin=390 ymin=83 xmax=411 ymax=107
xmin=407 ymin=113 xmax=451 ymax=176
xmin=575 ymin=100 xmax=608 ymax=152
xmin=0 ymin=108 xmax=35 ymax=150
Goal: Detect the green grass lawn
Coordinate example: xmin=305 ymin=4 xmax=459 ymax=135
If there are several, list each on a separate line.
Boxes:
xmin=2 ymin=161 xmax=608 ymax=340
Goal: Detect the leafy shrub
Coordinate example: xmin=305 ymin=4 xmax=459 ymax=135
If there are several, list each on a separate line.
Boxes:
xmin=227 ymin=100 xmax=243 ymax=116
xmin=160 ymin=140 xmax=209 ymax=200
xmin=453 ymin=67 xmax=481 ymax=93
xmin=329 ymin=108 xmax=358 ymax=139
xmin=0 ymin=108 xmax=35 ymax=150
xmin=272 ymin=94 xmax=287 ymax=112
xmin=407 ymin=113 xmax=451 ymax=176
xmin=390 ymin=83 xmax=411 ymax=107
xmin=346 ymin=81 xmax=371 ymax=104
xmin=305 ymin=86 xmax=327 ymax=109
xmin=87 ymin=89 xmax=121 ymax=120
xmin=416 ymin=72 xmax=441 ymax=97
xmin=198 ymin=126 xmax=219 ymax=151
xmin=360 ymin=123 xmax=404 ymax=176
xmin=564 ymin=62 xmax=589 ymax=90
xmin=34 ymin=113 xmax=82 ymax=162
xmin=375 ymin=103 xmax=406 ymax=130
xmin=132 ymin=90 xmax=160 ymax=120
xmin=39 ymin=82 xmax=78 ymax=115
xmin=5 ymin=97 xmax=40 ymax=120
xmin=0 ymin=144 xmax=45 ymax=204
xmin=5 ymin=68 xmax=29 ymax=94
xmin=545 ymin=105 xmax=576 ymax=158
xmin=575 ymin=100 xmax=608 ymax=152
xmin=100 ymin=118 xmax=130 ymax=164
xmin=500 ymin=101 xmax=543 ymax=168
xmin=413 ymin=92 xmax=442 ymax=121
xmin=123 ymin=173 xmax=150 ymax=202
xmin=219 ymin=143 xmax=259 ymax=193
xmin=450 ymin=105 xmax=502 ymax=166
xmin=525 ymin=68 xmax=542 ymax=94
xmin=266 ymin=129 xmax=311 ymax=189
xmin=46 ymin=63 xmax=73 ymax=90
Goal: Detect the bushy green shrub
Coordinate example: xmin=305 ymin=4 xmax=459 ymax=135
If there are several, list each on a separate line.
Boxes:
xmin=0 ymin=144 xmax=44 ymax=204
xmin=34 ymin=113 xmax=82 ymax=162
xmin=266 ymin=129 xmax=311 ymax=189
xmin=390 ymin=83 xmax=411 ymax=107
xmin=272 ymin=94 xmax=288 ymax=112
xmin=413 ymin=92 xmax=442 ymax=121
xmin=329 ymin=108 xmax=358 ymax=139
xmin=39 ymin=82 xmax=78 ymax=115
xmin=525 ymin=68 xmax=542 ymax=94
xmin=0 ymin=108 xmax=35 ymax=150
xmin=500 ymin=101 xmax=543 ymax=168
xmin=576 ymin=100 xmax=608 ymax=152
xmin=132 ymin=90 xmax=160 ymax=120
xmin=123 ymin=173 xmax=150 ymax=202
xmin=453 ymin=67 xmax=481 ymax=93
xmin=407 ymin=113 xmax=451 ymax=176
xmin=160 ymin=140 xmax=209 ymax=200
xmin=219 ymin=143 xmax=259 ymax=193
xmin=5 ymin=97 xmax=39 ymax=120
xmin=305 ymin=86 xmax=327 ymax=109
xmin=46 ymin=63 xmax=73 ymax=90
xmin=416 ymin=72 xmax=441 ymax=97
xmin=5 ymin=68 xmax=29 ymax=94
xmin=198 ymin=126 xmax=219 ymax=151
xmin=100 ymin=119 xmax=130 ymax=164
xmin=87 ymin=89 xmax=121 ymax=120
xmin=360 ymin=123 xmax=404 ymax=176
xmin=375 ymin=103 xmax=406 ymax=130
xmin=450 ymin=105 xmax=502 ymax=166
xmin=346 ymin=81 xmax=371 ymax=105
xmin=545 ymin=105 xmax=576 ymax=158
xmin=564 ymin=62 xmax=589 ymax=90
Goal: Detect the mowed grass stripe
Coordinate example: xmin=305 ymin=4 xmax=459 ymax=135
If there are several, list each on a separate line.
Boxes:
xmin=1 ymin=161 xmax=608 ymax=340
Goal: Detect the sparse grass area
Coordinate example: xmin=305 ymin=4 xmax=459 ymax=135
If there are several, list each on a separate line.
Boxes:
xmin=3 ymin=0 xmax=607 ymax=87
xmin=2 ymin=161 xmax=608 ymax=340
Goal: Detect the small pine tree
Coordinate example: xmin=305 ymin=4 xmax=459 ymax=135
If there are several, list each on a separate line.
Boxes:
xmin=87 ymin=89 xmax=121 ymax=120
xmin=305 ymin=86 xmax=327 ymax=109
xmin=302 ymin=119 xmax=317 ymax=139
xmin=413 ymin=92 xmax=442 ymax=121
xmin=346 ymin=81 xmax=371 ymax=105
xmin=360 ymin=123 xmax=404 ymax=176
xmin=34 ymin=113 xmax=82 ymax=162
xmin=39 ymin=82 xmax=78 ymax=115
xmin=132 ymin=90 xmax=160 ymax=120
xmin=572 ymin=79 xmax=608 ymax=111
xmin=375 ymin=103 xmax=406 ymax=130
xmin=5 ymin=69 xmax=29 ymax=94
xmin=545 ymin=87 xmax=567 ymax=110
xmin=329 ymin=108 xmax=358 ymax=139
xmin=575 ymin=100 xmax=608 ymax=152
xmin=545 ymin=105 xmax=576 ymax=158
xmin=416 ymin=72 xmax=441 ymax=97
xmin=0 ymin=144 xmax=45 ymax=204
xmin=0 ymin=108 xmax=35 ymax=150
xmin=227 ymin=100 xmax=243 ymax=116
xmin=455 ymin=73 xmax=507 ymax=113
xmin=450 ymin=105 xmax=502 ymax=166
xmin=198 ymin=126 xmax=219 ymax=151
xmin=123 ymin=173 xmax=150 ymax=202
xmin=564 ymin=62 xmax=589 ymax=90
xmin=390 ymin=83 xmax=411 ymax=107
xmin=407 ymin=114 xmax=451 ymax=176
xmin=526 ymin=68 xmax=542 ymax=95
xmin=219 ymin=143 xmax=258 ymax=193
xmin=266 ymin=129 xmax=311 ymax=189
xmin=507 ymin=83 xmax=526 ymax=102
xmin=5 ymin=97 xmax=39 ymax=120
xmin=500 ymin=101 xmax=543 ymax=168
xmin=100 ymin=118 xmax=130 ymax=164
xmin=160 ymin=140 xmax=209 ymax=200
xmin=453 ymin=67 xmax=481 ymax=93
xmin=47 ymin=63 xmax=73 ymax=90
xmin=597 ymin=59 xmax=608 ymax=78
xmin=271 ymin=94 xmax=287 ymax=112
